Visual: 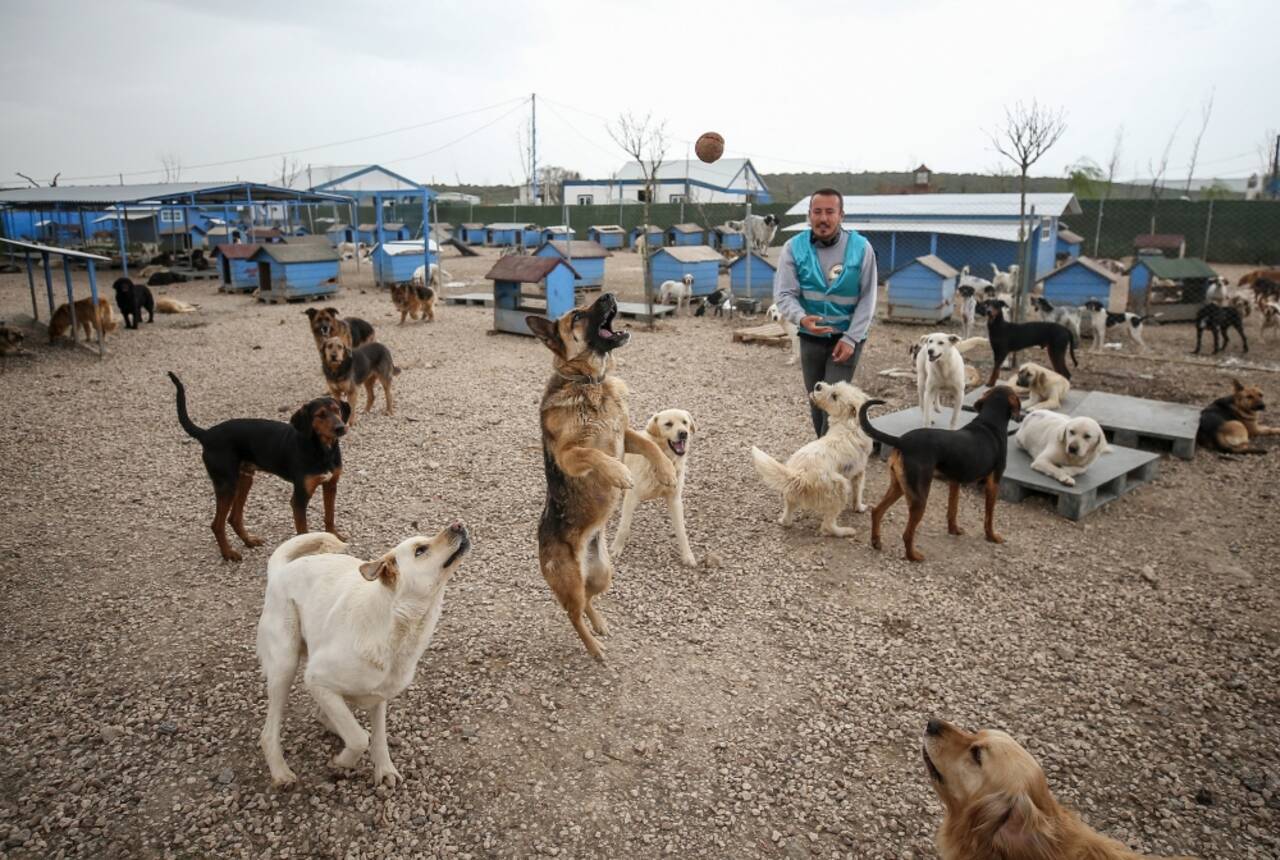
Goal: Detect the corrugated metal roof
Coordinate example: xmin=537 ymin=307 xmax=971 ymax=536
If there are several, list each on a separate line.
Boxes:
xmin=92 ymin=211 xmax=156 ymax=223
xmin=326 ymin=223 xmax=351 ymax=232
xmin=543 ymin=240 xmax=610 ymax=260
xmin=0 ymin=238 xmax=111 ymax=261
xmin=251 ymin=227 xmax=283 ymax=238
xmin=1131 ymin=256 xmax=1217 ymax=279
xmin=212 ymin=244 xmax=257 ymax=259
xmin=0 ymin=181 xmax=348 ymax=206
xmin=783 ymin=219 xmax=1024 ymax=243
xmin=284 ymin=234 xmax=332 ymax=246
xmin=382 ymin=221 xmax=406 ymax=230
xmin=654 ymin=246 xmax=724 ymax=263
xmin=1057 ymin=228 xmax=1084 ymax=244
xmin=1036 ymin=256 xmax=1119 ymax=284
xmin=727 ymin=253 xmax=776 ymax=271
xmin=459 ymin=222 xmax=485 ymax=229
xmin=485 ymin=255 xmax=579 ymax=283
xmin=308 ymin=164 xmax=429 ymax=195
xmin=1133 ymin=234 xmax=1185 ymax=249
xmin=910 ymin=254 xmax=959 ymax=278
xmin=250 ymin=244 xmax=340 ymax=263
xmin=668 ymin=223 xmax=704 ymax=233
xmin=713 ymin=223 xmax=743 ymax=234
xmin=486 ymin=222 xmax=538 ymax=230
xmin=589 ymin=225 xmax=625 ymax=233
xmin=372 ymin=239 xmax=439 ymax=256
xmin=785 ymin=193 xmax=1082 ymax=219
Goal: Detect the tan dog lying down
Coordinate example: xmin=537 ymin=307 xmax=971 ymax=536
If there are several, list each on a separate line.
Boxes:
xmin=611 ymin=408 xmax=697 ymax=567
xmin=750 ymin=381 xmax=872 ymax=537
xmin=257 ymin=525 xmax=470 ymax=789
xmin=922 ymin=718 xmax=1195 ymax=860
xmin=1014 ymin=361 xmax=1070 ymax=412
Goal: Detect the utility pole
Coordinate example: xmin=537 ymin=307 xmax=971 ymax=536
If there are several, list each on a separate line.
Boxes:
xmin=531 ymin=93 xmax=539 ymax=205
xmin=1272 ymin=133 xmax=1280 ymax=199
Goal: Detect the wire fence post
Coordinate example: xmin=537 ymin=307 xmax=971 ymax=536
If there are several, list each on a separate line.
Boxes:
xmin=1202 ymin=197 xmax=1214 ymax=260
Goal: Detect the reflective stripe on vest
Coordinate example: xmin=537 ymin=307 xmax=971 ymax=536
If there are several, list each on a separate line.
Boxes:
xmin=788 ymin=229 xmax=866 ymax=333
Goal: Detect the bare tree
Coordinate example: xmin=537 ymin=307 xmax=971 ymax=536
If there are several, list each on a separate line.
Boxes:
xmin=159 ymin=153 xmax=182 ymax=183
xmin=278 ymin=156 xmax=302 ymax=188
xmin=1147 ymin=122 xmax=1180 ymax=233
xmin=988 ymin=100 xmax=1067 ymax=317
xmin=515 ymin=126 xmax=534 ymax=204
xmin=1092 ymin=126 xmax=1124 ymax=256
xmin=608 ymin=112 xmax=667 ymax=323
xmin=1257 ymin=128 xmax=1279 ymax=199
xmin=1183 ymin=88 xmax=1215 ymax=194
xmin=536 ymin=166 xmax=580 ymax=206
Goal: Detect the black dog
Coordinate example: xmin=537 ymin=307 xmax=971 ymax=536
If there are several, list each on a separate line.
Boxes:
xmin=148 ymin=252 xmax=173 ymax=267
xmin=191 ymin=249 xmax=209 ymax=271
xmin=168 ymin=371 xmax=350 ymax=562
xmin=978 ymin=299 xmax=1076 ymax=386
xmin=148 ymin=271 xmax=189 ymax=287
xmin=111 ymin=277 xmax=155 ymax=329
xmin=860 ymin=386 xmax=1022 ymax=562
xmin=1194 ymin=303 xmax=1248 ymax=354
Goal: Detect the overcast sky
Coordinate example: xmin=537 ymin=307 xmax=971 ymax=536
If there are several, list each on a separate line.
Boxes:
xmin=1 ymin=0 xmax=1275 ymax=191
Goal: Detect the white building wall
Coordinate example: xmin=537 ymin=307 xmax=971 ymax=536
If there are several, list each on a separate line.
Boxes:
xmin=566 ymin=180 xmax=748 ymax=205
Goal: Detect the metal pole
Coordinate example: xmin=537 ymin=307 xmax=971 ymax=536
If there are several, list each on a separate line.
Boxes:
xmin=42 ymin=251 xmax=56 ymax=319
xmin=744 ymin=177 xmax=752 ymax=301
xmin=88 ymin=260 xmax=104 ymax=357
xmin=24 ymin=252 xmax=37 ymax=320
xmin=1202 ymin=197 xmax=1214 ymax=260
xmin=531 ymin=93 xmax=538 ymax=204
xmin=63 ymin=255 xmax=78 ymax=344
xmin=350 ymin=202 xmax=360 ymax=274
xmin=115 ymin=207 xmax=129 ymax=278
xmin=374 ymin=193 xmax=384 ymax=287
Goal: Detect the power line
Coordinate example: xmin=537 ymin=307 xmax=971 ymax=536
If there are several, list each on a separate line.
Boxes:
xmin=33 ymin=96 xmax=529 ymax=184
xmin=382 ymin=100 xmax=531 ymax=167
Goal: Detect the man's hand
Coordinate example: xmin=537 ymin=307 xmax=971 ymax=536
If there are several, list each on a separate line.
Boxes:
xmin=832 ymin=339 xmax=856 ymax=364
xmin=799 ymin=315 xmax=835 ymax=336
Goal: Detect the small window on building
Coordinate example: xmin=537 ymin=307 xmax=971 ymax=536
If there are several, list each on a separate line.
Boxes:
xmin=577 ymin=195 xmax=594 ymax=206
xmin=669 ymin=194 xmax=685 ymax=204
xmin=637 ymin=190 xmax=650 ymax=203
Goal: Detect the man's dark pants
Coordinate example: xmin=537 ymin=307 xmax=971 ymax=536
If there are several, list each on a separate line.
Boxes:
xmin=799 ymin=333 xmax=865 ymax=437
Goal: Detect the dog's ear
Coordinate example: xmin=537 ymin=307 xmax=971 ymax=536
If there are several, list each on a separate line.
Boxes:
xmin=337 ymin=399 xmax=352 ymax=423
xmin=359 ymin=552 xmax=399 ymax=587
xmin=1231 ymin=378 xmax=1244 ymax=393
xmin=947 ymin=334 xmax=959 ymax=345
xmin=971 ymin=789 xmax=1056 ymax=858
xmin=685 ymin=413 xmax=697 ymax=435
xmin=646 ymin=413 xmax=662 ymax=437
xmin=324 ymin=307 xmax=339 ymax=316
xmin=1058 ymin=422 xmax=1071 ymax=448
xmin=525 ymin=315 xmax=562 ymax=354
xmin=304 ymin=308 xmax=318 ymax=320
xmin=1006 ymin=389 xmax=1023 ymax=420
xmin=289 ymin=403 xmax=313 ymax=435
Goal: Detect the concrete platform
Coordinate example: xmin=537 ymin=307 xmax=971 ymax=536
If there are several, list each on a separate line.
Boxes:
xmin=999 ymin=442 xmax=1160 ymax=520
xmin=867 ymin=406 xmax=1017 ymax=460
xmin=445 ymin=292 xmax=493 ymax=306
xmin=1072 ymin=391 xmax=1199 ymax=460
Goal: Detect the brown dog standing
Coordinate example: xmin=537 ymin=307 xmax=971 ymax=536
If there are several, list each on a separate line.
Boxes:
xmin=390 ymin=283 xmax=436 ymax=323
xmin=526 ymin=293 xmax=675 ymax=661
xmin=48 ymin=297 xmax=118 ymax=343
xmin=305 ymin=307 xmax=374 ymax=352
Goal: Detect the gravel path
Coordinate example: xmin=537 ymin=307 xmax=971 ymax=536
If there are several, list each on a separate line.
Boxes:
xmin=0 ymin=248 xmax=1276 ymax=858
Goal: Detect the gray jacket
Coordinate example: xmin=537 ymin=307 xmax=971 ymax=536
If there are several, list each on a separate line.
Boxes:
xmin=772 ymin=230 xmax=878 ymax=347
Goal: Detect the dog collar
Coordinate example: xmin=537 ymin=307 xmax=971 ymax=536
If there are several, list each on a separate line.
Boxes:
xmin=555 ymin=370 xmax=605 ymax=385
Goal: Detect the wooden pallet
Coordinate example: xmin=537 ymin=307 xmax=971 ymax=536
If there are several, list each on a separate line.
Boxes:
xmin=445 ymin=293 xmax=494 ymax=307
xmin=999 ymin=442 xmax=1160 ymax=520
xmin=732 ymin=321 xmax=789 ymax=347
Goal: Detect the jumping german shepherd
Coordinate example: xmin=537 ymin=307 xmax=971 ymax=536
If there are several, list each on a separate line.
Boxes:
xmin=526 ymin=293 xmax=675 ymax=661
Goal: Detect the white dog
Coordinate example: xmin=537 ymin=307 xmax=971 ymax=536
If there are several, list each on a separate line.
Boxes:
xmin=411 ymin=262 xmax=449 ymax=290
xmin=750 ymin=381 xmax=873 ymax=537
xmin=766 ymin=303 xmax=800 ymax=365
xmin=991 ymin=263 xmax=1019 ymax=295
xmin=256 ymin=524 xmax=471 ymax=789
xmin=1015 ymin=410 xmax=1111 ymax=486
xmin=913 ymin=333 xmax=989 ymax=429
xmin=611 ymin=409 xmax=697 ymax=567
xmin=657 ymin=274 xmax=695 ymax=314
xmin=1083 ymin=300 xmax=1149 ymax=352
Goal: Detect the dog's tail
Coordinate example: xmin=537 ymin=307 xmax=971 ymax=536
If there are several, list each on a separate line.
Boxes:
xmin=858 ymin=399 xmax=900 ymax=449
xmin=393 ymin=365 xmax=402 ymax=376
xmin=750 ymin=446 xmax=795 ymax=492
xmin=1069 ymin=335 xmax=1078 ymax=367
xmin=167 ymin=371 xmax=205 ymax=440
xmin=954 ymin=336 xmax=988 ymax=355
xmin=267 ymin=532 xmax=348 ymax=575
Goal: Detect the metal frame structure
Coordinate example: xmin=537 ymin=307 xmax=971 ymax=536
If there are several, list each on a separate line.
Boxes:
xmin=0 ymin=237 xmax=111 ymax=358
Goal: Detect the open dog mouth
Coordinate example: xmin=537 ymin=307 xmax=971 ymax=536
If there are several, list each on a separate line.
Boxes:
xmin=443 ymin=532 xmax=471 ymax=569
xmin=922 ymin=747 xmax=944 ymax=784
xmin=597 ymin=305 xmax=623 ymax=340
xmin=668 ymin=439 xmax=686 ymax=456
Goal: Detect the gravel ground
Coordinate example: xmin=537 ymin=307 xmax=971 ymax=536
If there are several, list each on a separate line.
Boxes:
xmin=0 ymin=247 xmax=1277 ymax=859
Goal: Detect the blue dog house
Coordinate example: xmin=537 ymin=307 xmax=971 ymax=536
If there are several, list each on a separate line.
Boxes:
xmin=371 ymin=239 xmax=440 ymax=286
xmin=212 ymin=243 xmax=258 ymax=292
xmin=536 ymin=240 xmax=609 ymax=289
xmin=486 ymin=222 xmax=536 ymax=246
xmin=666 ymin=223 xmax=705 ymax=246
xmin=542 ymin=225 xmax=575 ymax=243
xmin=521 ymin=225 xmax=543 ymax=247
xmin=630 ymin=224 xmax=664 ymax=249
xmin=649 ymin=246 xmax=723 ymax=297
xmin=886 ymin=254 xmax=958 ymax=322
xmin=1056 ymin=227 xmax=1084 ymax=262
xmin=709 ymin=224 xmax=745 ymax=253
xmin=325 ymin=223 xmax=354 ymax=246
xmin=458 ymin=222 xmax=487 ymax=244
xmin=727 ymin=253 xmax=777 ymax=299
xmin=250 ymin=244 xmax=341 ymax=302
xmin=487 ymin=255 xmax=580 ymax=336
xmin=1127 ymin=256 xmax=1218 ymax=318
xmin=1036 ymin=257 xmax=1118 ymax=308
xmin=205 ymin=226 xmax=244 ymax=247
xmin=587 ymin=225 xmax=626 ymax=249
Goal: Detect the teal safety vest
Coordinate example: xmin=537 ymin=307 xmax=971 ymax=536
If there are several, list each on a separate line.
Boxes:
xmin=788 ymin=229 xmax=866 ymax=334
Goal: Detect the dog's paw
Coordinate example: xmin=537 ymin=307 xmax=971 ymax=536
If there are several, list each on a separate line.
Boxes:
xmin=609 ymin=463 xmax=635 ymax=490
xmin=854 ymin=503 xmax=868 ymax=514
xmin=241 ymin=533 xmax=265 ymax=548
xmin=655 ymin=462 xmax=678 ymax=489
xmin=680 ymin=553 xmax=698 ymax=568
xmin=986 ymin=532 xmax=1005 ymax=545
xmin=330 ymin=745 xmax=365 ymax=771
xmin=221 ymin=549 xmax=243 ymax=563
xmin=328 ymin=527 xmax=350 ymax=542
xmin=373 ymin=762 xmax=403 ymax=788
xmin=1057 ymin=475 xmax=1076 ymax=487
xmin=270 ymin=766 xmax=298 ymax=789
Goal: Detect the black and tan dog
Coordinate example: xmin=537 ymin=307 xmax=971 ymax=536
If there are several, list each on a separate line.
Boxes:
xmin=390 ymin=283 xmax=436 ymax=324
xmin=978 ymin=299 xmax=1076 ymax=386
xmin=1193 ymin=303 xmax=1248 ymax=354
xmin=112 ymin=277 xmax=155 ymax=329
xmin=1197 ymin=379 xmax=1276 ymax=454
xmin=304 ymin=307 xmax=375 ymax=352
xmin=320 ymin=338 xmax=399 ymax=425
xmin=526 ymin=293 xmax=675 ymax=661
xmin=167 ymin=371 xmax=349 ymax=562
xmin=860 ymin=386 xmax=1022 ymax=562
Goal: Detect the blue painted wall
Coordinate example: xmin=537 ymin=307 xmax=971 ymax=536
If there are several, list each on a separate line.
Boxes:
xmin=1056 ymin=235 xmax=1082 ymax=260
xmin=728 ymin=254 xmax=776 ymax=298
xmin=1040 ymin=264 xmax=1111 ymax=307
xmin=588 ymin=229 xmax=625 ymax=249
xmin=372 ymin=247 xmax=438 ymax=285
xmin=666 ymin=227 xmax=704 ymax=246
xmin=252 ymin=256 xmax=340 ymax=300
xmin=886 ymin=259 xmax=956 ymax=322
xmin=649 ymin=250 xmax=720 ymax=296
xmin=630 ymin=226 xmax=664 ymax=248
xmin=536 ymin=244 xmax=604 ymax=288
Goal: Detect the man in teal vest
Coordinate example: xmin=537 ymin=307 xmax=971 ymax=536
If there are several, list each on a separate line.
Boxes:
xmin=773 ymin=188 xmax=878 ymax=436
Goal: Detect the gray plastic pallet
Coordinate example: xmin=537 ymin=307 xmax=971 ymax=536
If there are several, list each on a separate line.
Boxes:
xmin=1071 ymin=391 xmax=1198 ymax=460
xmin=999 ymin=441 xmax=1160 ymax=520
xmin=963 ymin=385 xmax=1088 ymax=415
xmin=867 ymin=406 xmax=1017 ymax=460
xmin=445 ymin=293 xmax=494 ymax=306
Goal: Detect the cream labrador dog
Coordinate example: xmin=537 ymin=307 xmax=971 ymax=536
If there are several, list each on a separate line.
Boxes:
xmin=611 ymin=408 xmax=697 ymax=567
xmin=913 ymin=333 xmax=988 ymax=429
xmin=1013 ymin=361 xmax=1070 ymax=412
xmin=1015 ymin=410 xmax=1111 ymax=486
xmin=750 ymin=381 xmax=872 ymax=537
xmin=257 ymin=523 xmax=471 ymax=789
